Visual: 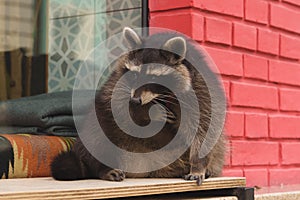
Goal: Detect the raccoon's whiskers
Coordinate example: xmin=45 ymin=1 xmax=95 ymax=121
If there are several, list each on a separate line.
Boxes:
xmin=160 ymin=94 xmax=194 ymax=110
xmin=152 ymin=99 xmax=176 ymax=122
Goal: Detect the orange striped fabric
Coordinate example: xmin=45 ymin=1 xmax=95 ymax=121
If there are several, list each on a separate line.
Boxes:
xmin=0 ymin=134 xmax=75 ymax=179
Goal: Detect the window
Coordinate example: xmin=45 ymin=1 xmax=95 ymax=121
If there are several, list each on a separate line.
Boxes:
xmin=0 ymin=0 xmax=149 ymax=99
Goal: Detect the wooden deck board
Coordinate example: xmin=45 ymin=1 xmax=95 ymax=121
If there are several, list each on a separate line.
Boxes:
xmin=0 ymin=177 xmax=245 ymax=199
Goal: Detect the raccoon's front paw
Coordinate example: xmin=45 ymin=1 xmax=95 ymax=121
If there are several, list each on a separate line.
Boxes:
xmin=101 ymin=169 xmax=125 ymax=182
xmin=183 ymin=173 xmax=205 ymax=186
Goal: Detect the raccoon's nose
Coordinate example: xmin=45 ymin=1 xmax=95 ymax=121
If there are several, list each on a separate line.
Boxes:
xmin=130 ymin=96 xmax=141 ymax=105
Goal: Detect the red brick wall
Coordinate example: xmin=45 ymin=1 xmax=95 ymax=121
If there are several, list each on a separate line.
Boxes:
xmin=150 ymin=0 xmax=300 ymax=187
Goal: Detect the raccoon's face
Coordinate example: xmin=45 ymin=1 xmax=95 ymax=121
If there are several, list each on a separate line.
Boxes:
xmin=123 ymin=61 xmax=191 ymax=106
xmin=119 ymin=27 xmax=193 ymax=124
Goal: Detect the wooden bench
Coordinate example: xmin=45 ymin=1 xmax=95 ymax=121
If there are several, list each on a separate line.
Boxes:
xmin=0 ymin=177 xmax=254 ymax=200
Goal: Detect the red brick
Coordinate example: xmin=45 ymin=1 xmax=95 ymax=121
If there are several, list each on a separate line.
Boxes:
xmin=231 ymin=82 xmax=278 ymax=110
xmin=245 ymin=0 xmax=268 ymax=24
xmin=149 ymin=0 xmax=192 ymax=11
xmin=204 ymin=47 xmax=243 ymax=76
xmin=269 ymin=60 xmax=300 ymax=86
xmin=282 ymin=142 xmax=300 ymax=165
xmin=222 ymin=169 xmax=244 ymax=177
xmin=269 ymin=115 xmax=300 ymax=138
xmin=222 ymin=81 xmax=230 ymax=101
xmin=245 ymin=113 xmax=268 ymax=138
xmin=205 ymin=17 xmax=232 ymax=45
xmin=150 ymin=11 xmax=193 ymax=37
xmin=244 ymin=54 xmax=268 ymax=80
xmin=233 ymin=23 xmax=257 ymax=50
xmin=191 ymin=12 xmax=204 ymax=41
xmin=232 ymin=141 xmax=279 ymax=166
xmin=270 ymin=168 xmax=300 ymax=185
xmin=258 ymin=29 xmax=279 ymax=55
xmin=280 ymin=88 xmax=300 ymax=112
xmin=150 ymin=11 xmax=204 ymax=42
xmin=225 ymin=111 xmax=244 ymax=137
xmin=194 ymin=0 xmax=243 ymax=18
xmin=280 ymin=34 xmax=300 ymax=60
xmin=270 ymin=4 xmax=300 ymax=34
xmin=244 ymin=169 xmax=268 ymax=187
xmin=283 ymin=0 xmax=300 ymax=6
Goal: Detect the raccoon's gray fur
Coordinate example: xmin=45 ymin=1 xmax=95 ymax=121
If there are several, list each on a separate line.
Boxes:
xmin=51 ymin=27 xmax=226 ymax=185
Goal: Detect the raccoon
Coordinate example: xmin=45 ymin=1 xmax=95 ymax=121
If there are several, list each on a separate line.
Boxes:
xmin=51 ymin=27 xmax=226 ymax=185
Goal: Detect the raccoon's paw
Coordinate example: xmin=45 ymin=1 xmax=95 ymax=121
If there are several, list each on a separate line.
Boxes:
xmin=101 ymin=169 xmax=125 ymax=182
xmin=183 ymin=172 xmax=205 ymax=186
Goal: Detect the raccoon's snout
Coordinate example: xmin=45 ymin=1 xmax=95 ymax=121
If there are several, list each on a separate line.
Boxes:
xmin=130 ymin=96 xmax=142 ymax=105
xmin=130 ymin=89 xmax=159 ymax=105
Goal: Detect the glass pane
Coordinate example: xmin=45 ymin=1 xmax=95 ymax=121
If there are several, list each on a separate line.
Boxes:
xmin=48 ymin=0 xmax=143 ymax=92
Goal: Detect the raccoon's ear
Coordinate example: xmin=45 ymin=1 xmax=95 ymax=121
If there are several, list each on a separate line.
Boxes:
xmin=123 ymin=27 xmax=142 ymax=48
xmin=162 ymin=37 xmax=187 ymax=60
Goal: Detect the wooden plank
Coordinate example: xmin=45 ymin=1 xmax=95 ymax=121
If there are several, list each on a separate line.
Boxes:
xmin=0 ymin=177 xmax=245 ymax=200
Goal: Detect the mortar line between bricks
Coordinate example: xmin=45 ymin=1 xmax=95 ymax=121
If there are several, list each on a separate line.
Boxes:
xmin=229 ymin=140 xmax=233 ymax=166
xmin=267 ymin=60 xmax=270 ymax=83
xmin=152 ymin=6 xmax=300 ymax=38
xmin=191 ymin=7 xmax=243 ymax=20
xmin=203 ymin=43 xmax=298 ymax=63
xmin=267 ymin=2 xmax=271 ymax=27
xmin=282 ymin=1 xmax=300 ymax=9
xmin=231 ymin=22 xmax=235 ymax=49
xmin=203 ymin=16 xmax=207 ymax=42
xmin=242 ymin=54 xmax=246 ymax=77
xmin=267 ymin=168 xmax=270 ymax=186
xmin=234 ymin=106 xmax=300 ymax=114
xmin=279 ymin=143 xmax=283 ymax=166
xmin=243 ymin=0 xmax=246 ymax=19
xmin=229 ymin=137 xmax=300 ymax=143
xmin=151 ymin=1 xmax=300 ymax=14
xmin=190 ymin=7 xmax=300 ymax=38
xmin=228 ymin=106 xmax=300 ymax=115
xmin=191 ymin=7 xmax=263 ymax=25
xmin=277 ymin=86 xmax=281 ymax=112
xmin=225 ymin=166 xmax=300 ymax=173
xmin=269 ymin=0 xmax=300 ymax=11
xmin=256 ymin=27 xmax=259 ymax=53
xmin=231 ymin=165 xmax=300 ymax=169
xmin=278 ymin=32 xmax=282 ymax=57
xmin=269 ymin=25 xmax=300 ymax=38
xmin=221 ymin=75 xmax=300 ymax=91
xmin=220 ymin=71 xmax=300 ymax=86
xmin=242 ymin=167 xmax=245 ymax=177
xmin=242 ymin=112 xmax=246 ymax=138
xmin=150 ymin=6 xmax=193 ymax=13
xmin=267 ymin=113 xmax=271 ymax=138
